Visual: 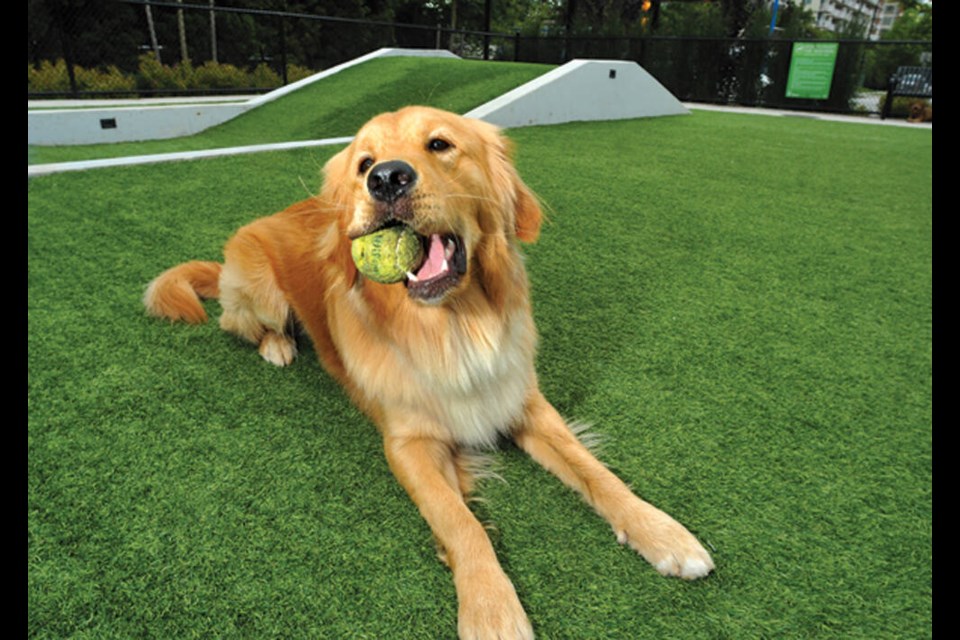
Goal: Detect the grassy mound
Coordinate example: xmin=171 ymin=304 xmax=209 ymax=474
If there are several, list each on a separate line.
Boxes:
xmin=29 ymin=56 xmax=552 ymax=165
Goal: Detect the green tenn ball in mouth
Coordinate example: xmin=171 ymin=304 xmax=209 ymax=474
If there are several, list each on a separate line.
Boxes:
xmin=351 ymin=224 xmax=425 ymax=284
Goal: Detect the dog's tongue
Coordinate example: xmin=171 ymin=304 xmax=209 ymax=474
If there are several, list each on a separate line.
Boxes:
xmin=413 ymin=234 xmax=450 ymax=282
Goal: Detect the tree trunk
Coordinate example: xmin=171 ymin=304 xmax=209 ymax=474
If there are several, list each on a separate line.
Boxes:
xmin=145 ymin=4 xmax=161 ymax=63
xmin=177 ymin=0 xmax=189 ymax=64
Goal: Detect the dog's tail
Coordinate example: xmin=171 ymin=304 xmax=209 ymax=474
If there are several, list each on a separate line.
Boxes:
xmin=143 ymin=260 xmax=222 ymax=324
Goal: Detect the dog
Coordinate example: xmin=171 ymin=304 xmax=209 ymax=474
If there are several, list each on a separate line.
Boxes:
xmin=144 ymin=106 xmax=713 ymax=639
xmin=907 ymin=100 xmax=933 ymax=123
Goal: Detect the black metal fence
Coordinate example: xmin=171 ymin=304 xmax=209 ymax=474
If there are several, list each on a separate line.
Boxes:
xmin=29 ymin=0 xmax=932 ymax=118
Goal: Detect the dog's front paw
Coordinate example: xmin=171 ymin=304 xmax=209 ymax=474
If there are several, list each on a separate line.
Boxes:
xmin=258 ymin=331 xmax=297 ymax=366
xmin=456 ymin=567 xmax=534 ymax=640
xmin=614 ymin=499 xmax=714 ymax=580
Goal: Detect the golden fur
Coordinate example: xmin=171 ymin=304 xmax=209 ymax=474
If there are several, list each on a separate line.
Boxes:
xmin=144 ymin=106 xmax=713 ymax=639
xmin=907 ymin=100 xmax=933 ymax=123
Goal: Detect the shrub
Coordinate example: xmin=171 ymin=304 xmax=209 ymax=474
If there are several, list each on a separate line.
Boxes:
xmin=29 ymin=56 xmax=316 ymax=96
xmin=249 ymin=63 xmax=281 ymax=89
xmin=136 ymin=53 xmax=193 ymax=92
xmin=28 ymin=59 xmax=71 ymax=94
xmin=286 ymin=63 xmax=315 ymax=83
xmin=29 ymin=59 xmax=138 ymax=96
xmin=75 ymin=64 xmax=137 ymax=94
xmin=879 ymin=94 xmax=931 ymax=119
xmin=192 ymin=60 xmax=250 ymax=90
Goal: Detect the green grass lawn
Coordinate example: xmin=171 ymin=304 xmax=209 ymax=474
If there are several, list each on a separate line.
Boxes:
xmin=28 ymin=56 xmax=552 ymax=166
xmin=28 ymin=109 xmax=932 ymax=639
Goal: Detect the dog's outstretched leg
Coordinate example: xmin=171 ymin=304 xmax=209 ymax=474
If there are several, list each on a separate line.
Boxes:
xmin=513 ymin=390 xmax=714 ymax=580
xmin=383 ymin=432 xmax=534 ymax=640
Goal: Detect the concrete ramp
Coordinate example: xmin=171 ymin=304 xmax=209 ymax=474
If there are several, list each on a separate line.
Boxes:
xmin=465 ymin=59 xmax=688 ymax=128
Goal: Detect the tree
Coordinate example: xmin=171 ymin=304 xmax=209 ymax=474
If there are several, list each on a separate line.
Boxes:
xmin=654 ymin=1 xmax=725 ymax=37
xmin=717 ymin=0 xmax=767 ymax=37
xmin=862 ymin=2 xmax=932 ymax=87
xmin=642 ymin=0 xmax=818 ymax=39
xmin=897 ymin=0 xmax=932 ymax=12
xmin=887 ymin=3 xmax=933 ymax=41
xmin=562 ymin=0 xmax=653 ymax=36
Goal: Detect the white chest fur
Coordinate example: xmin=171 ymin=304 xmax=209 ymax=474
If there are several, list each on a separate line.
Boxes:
xmin=337 ymin=293 xmax=537 ymax=447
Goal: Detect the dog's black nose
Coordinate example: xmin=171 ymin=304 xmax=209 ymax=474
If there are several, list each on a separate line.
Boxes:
xmin=367 ymin=160 xmax=417 ymax=203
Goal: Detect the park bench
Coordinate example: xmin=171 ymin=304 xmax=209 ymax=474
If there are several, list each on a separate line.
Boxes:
xmin=881 ymin=66 xmax=932 ymax=120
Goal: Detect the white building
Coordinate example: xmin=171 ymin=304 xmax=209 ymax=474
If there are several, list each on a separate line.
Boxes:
xmin=783 ymin=0 xmax=885 ymax=39
xmin=877 ymin=1 xmax=904 ymax=37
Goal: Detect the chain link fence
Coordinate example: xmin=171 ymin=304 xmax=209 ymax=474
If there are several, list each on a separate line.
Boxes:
xmin=29 ymin=0 xmax=931 ymax=118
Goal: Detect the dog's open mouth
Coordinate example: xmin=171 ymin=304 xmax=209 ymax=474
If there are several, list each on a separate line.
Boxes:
xmin=405 ymin=232 xmax=466 ymax=303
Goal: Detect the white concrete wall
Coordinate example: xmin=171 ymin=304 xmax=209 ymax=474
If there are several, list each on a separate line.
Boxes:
xmin=465 ymin=59 xmax=689 ymax=129
xmin=27 ymin=48 xmax=459 ymax=147
xmin=28 ymin=102 xmax=251 ymax=146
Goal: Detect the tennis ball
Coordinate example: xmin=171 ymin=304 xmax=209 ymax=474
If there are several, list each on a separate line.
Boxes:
xmin=351 ymin=224 xmax=425 ymax=284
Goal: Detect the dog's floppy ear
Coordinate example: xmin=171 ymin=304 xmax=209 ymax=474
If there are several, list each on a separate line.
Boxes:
xmin=513 ymin=175 xmax=542 ymax=243
xmin=479 ymin=122 xmax=543 ymax=243
xmin=319 ymin=144 xmax=359 ymax=288
xmin=320 ymin=144 xmax=353 ymax=209
xmin=472 ymin=121 xmax=545 ymax=310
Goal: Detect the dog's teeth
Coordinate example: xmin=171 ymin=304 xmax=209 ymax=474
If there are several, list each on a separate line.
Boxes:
xmin=445 ymin=239 xmax=456 ymax=261
xmin=406 ymin=271 xmax=419 ymax=282
xmin=441 ymin=259 xmax=449 ymax=273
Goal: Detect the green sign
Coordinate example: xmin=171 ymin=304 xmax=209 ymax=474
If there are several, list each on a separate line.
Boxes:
xmin=785 ymin=42 xmax=839 ymax=100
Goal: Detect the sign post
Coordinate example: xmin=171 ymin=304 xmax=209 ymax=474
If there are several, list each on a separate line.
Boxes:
xmin=785 ymin=42 xmax=839 ymax=100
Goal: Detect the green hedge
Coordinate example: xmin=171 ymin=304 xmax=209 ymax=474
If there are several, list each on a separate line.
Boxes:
xmin=28 ymin=55 xmax=315 ymax=97
xmin=879 ymin=94 xmax=932 ymax=119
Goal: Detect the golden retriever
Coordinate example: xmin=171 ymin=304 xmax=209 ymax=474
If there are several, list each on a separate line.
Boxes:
xmin=907 ymin=100 xmax=933 ymax=123
xmin=144 ymin=106 xmax=713 ymax=639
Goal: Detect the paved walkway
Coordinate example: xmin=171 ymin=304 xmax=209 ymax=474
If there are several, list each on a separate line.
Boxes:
xmin=685 ymin=102 xmax=933 ymax=129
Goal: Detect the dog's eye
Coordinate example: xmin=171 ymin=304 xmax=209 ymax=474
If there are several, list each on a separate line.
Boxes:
xmin=358 ymin=157 xmax=374 ymax=174
xmin=427 ymin=138 xmax=452 ymax=152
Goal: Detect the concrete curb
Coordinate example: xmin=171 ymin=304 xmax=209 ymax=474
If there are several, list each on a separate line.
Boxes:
xmin=27 ymin=137 xmax=354 ymax=178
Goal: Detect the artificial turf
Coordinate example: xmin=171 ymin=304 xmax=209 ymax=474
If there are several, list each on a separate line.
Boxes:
xmin=28 ymin=109 xmax=931 ymax=638
xmin=27 ymin=56 xmax=552 ymax=166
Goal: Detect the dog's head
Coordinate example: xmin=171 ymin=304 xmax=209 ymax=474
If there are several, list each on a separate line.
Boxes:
xmin=908 ymin=101 xmax=928 ymax=122
xmin=321 ymin=106 xmax=542 ymax=307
